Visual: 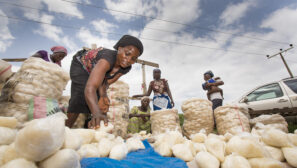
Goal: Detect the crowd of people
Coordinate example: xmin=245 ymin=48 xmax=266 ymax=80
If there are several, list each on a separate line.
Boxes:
xmin=0 ymin=34 xmax=225 ymax=133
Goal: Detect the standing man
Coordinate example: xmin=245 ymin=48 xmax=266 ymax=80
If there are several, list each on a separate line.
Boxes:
xmin=202 ymin=70 xmax=224 ymax=110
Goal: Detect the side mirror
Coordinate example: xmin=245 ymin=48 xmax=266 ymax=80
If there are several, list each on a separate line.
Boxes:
xmin=242 ymin=97 xmax=248 ymax=103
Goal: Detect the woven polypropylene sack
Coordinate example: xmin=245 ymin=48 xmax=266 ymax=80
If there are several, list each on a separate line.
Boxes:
xmin=150 ymin=109 xmax=182 ymax=135
xmin=250 ymin=114 xmax=288 ymax=133
xmin=106 ymin=80 xmax=130 ymax=138
xmin=181 ymin=98 xmax=213 ymax=137
xmin=214 ymin=105 xmax=250 ymax=135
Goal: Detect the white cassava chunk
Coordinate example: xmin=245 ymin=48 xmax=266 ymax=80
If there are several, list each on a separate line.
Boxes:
xmin=155 ymin=143 xmax=172 ymax=157
xmin=96 ymin=121 xmax=114 ymax=133
xmin=1 ymin=158 xmax=37 ymax=168
xmin=205 ymin=137 xmax=226 ymax=162
xmin=187 ymin=159 xmax=199 ymax=168
xmin=77 ymin=144 xmax=100 ymax=159
xmin=288 ymin=133 xmax=297 ymax=146
xmin=97 ymin=138 xmax=114 ymax=157
xmin=39 ymin=149 xmax=81 ymax=168
xmin=94 ymin=131 xmax=108 ymax=143
xmin=248 ymin=158 xmax=282 ymax=168
xmin=62 ymin=127 xmax=82 ymax=150
xmin=190 ymin=132 xmax=207 ymax=143
xmin=14 ymin=113 xmax=66 ymax=161
xmin=0 ymin=127 xmax=16 ymax=145
xmin=224 ymin=133 xmax=233 ymax=142
xmin=222 ymin=154 xmax=251 ymax=168
xmin=226 ymin=136 xmax=268 ymax=158
xmin=126 ymin=137 xmax=145 ymax=152
xmin=281 ymin=162 xmax=295 ymax=168
xmin=109 ymin=143 xmax=128 ymax=160
xmin=153 ymin=131 xmax=185 ymax=157
xmin=294 ymin=129 xmax=297 ymax=134
xmin=0 ymin=117 xmax=18 ymax=128
xmin=72 ymin=129 xmax=95 ymax=145
xmin=282 ymin=147 xmax=297 ymax=167
xmin=172 ymin=143 xmax=194 ymax=162
xmin=0 ymin=145 xmax=9 ymax=166
xmin=195 ymin=151 xmax=219 ymax=168
xmin=264 ymin=146 xmax=284 ymax=162
xmin=2 ymin=143 xmax=21 ymax=164
xmin=262 ymin=128 xmax=293 ymax=147
xmin=193 ymin=143 xmax=207 ymax=153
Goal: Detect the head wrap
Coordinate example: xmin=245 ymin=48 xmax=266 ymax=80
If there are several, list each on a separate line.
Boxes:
xmin=51 ymin=46 xmax=67 ymax=55
xmin=204 ymin=70 xmax=214 ymax=78
xmin=37 ymin=50 xmax=49 ymax=62
xmin=113 ymin=35 xmax=143 ymax=55
xmin=0 ymin=59 xmax=13 ymax=83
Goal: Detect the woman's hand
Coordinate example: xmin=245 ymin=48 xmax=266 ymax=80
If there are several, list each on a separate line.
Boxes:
xmin=88 ymin=111 xmax=108 ymax=129
xmin=171 ymin=101 xmax=175 ymax=107
xmin=98 ymin=96 xmax=110 ymax=113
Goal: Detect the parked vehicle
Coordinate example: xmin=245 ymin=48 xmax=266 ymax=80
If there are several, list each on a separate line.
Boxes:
xmin=237 ymin=77 xmax=297 ymax=123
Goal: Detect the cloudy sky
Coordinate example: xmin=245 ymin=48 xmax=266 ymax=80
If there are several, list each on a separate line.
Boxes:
xmin=1 ymin=0 xmax=297 ymax=112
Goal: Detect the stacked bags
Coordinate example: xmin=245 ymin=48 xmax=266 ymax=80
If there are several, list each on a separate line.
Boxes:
xmin=150 ymin=109 xmax=182 ymax=135
xmin=214 ymin=105 xmax=251 ymax=135
xmin=181 ymin=98 xmax=214 ymax=137
xmin=0 ymin=57 xmax=70 ymax=125
xmin=106 ymin=80 xmax=130 ymax=138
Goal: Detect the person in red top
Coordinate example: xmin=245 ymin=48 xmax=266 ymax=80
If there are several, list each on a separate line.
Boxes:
xmin=31 ymin=46 xmax=67 ymax=66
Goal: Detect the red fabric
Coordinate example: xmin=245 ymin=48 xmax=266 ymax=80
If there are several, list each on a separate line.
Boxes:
xmin=51 ymin=46 xmax=67 ymax=54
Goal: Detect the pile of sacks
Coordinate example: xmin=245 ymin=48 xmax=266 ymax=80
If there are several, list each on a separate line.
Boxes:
xmin=250 ymin=114 xmax=288 ymax=133
xmin=150 ymin=109 xmax=182 ymax=135
xmin=0 ymin=57 xmax=70 ymax=125
xmin=181 ymin=98 xmax=214 ymax=137
xmin=106 ymin=80 xmax=130 ymax=138
xmin=214 ymin=105 xmax=251 ymax=135
xmin=0 ymin=113 xmax=146 ymax=168
xmin=151 ymin=127 xmax=297 ymax=168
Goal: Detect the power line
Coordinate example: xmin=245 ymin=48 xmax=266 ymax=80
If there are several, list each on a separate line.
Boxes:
xmin=60 ymin=0 xmax=291 ymax=45
xmin=0 ymin=14 xmax=266 ymax=56
xmin=0 ymin=0 xmax=287 ymax=51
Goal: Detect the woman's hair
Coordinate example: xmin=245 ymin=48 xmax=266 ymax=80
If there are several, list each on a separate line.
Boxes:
xmin=113 ymin=35 xmax=143 ymax=55
xmin=141 ymin=96 xmax=150 ymax=101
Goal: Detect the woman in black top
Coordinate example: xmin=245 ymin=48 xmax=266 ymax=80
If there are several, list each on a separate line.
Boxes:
xmin=66 ymin=35 xmax=143 ymax=129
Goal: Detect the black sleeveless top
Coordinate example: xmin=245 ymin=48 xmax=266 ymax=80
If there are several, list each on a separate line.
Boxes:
xmin=77 ymin=48 xmax=131 ymax=79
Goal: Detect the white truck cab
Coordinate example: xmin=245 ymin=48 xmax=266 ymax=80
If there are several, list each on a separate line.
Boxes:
xmin=238 ymin=77 xmax=297 ymax=122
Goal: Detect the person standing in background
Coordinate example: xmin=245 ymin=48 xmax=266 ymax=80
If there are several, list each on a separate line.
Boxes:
xmin=133 ymin=69 xmax=174 ymax=111
xmin=203 ymin=70 xmax=224 ymax=110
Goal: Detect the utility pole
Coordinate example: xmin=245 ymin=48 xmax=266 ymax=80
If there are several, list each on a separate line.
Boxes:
xmin=267 ymin=44 xmax=294 ymax=78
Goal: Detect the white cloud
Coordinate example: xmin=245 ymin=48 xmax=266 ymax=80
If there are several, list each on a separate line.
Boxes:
xmin=33 ymin=14 xmax=78 ymax=51
xmin=42 ymin=0 xmax=84 ymax=19
xmin=77 ymin=27 xmax=117 ymax=48
xmin=220 ymin=0 xmax=256 ymax=26
xmin=91 ymin=19 xmax=118 ymax=38
xmin=104 ymin=0 xmax=143 ymax=21
xmin=0 ymin=10 xmax=14 ymax=53
xmin=17 ymin=0 xmax=84 ymax=19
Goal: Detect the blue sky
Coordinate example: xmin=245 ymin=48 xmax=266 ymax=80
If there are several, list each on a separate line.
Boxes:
xmin=1 ymin=0 xmax=297 ymax=111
